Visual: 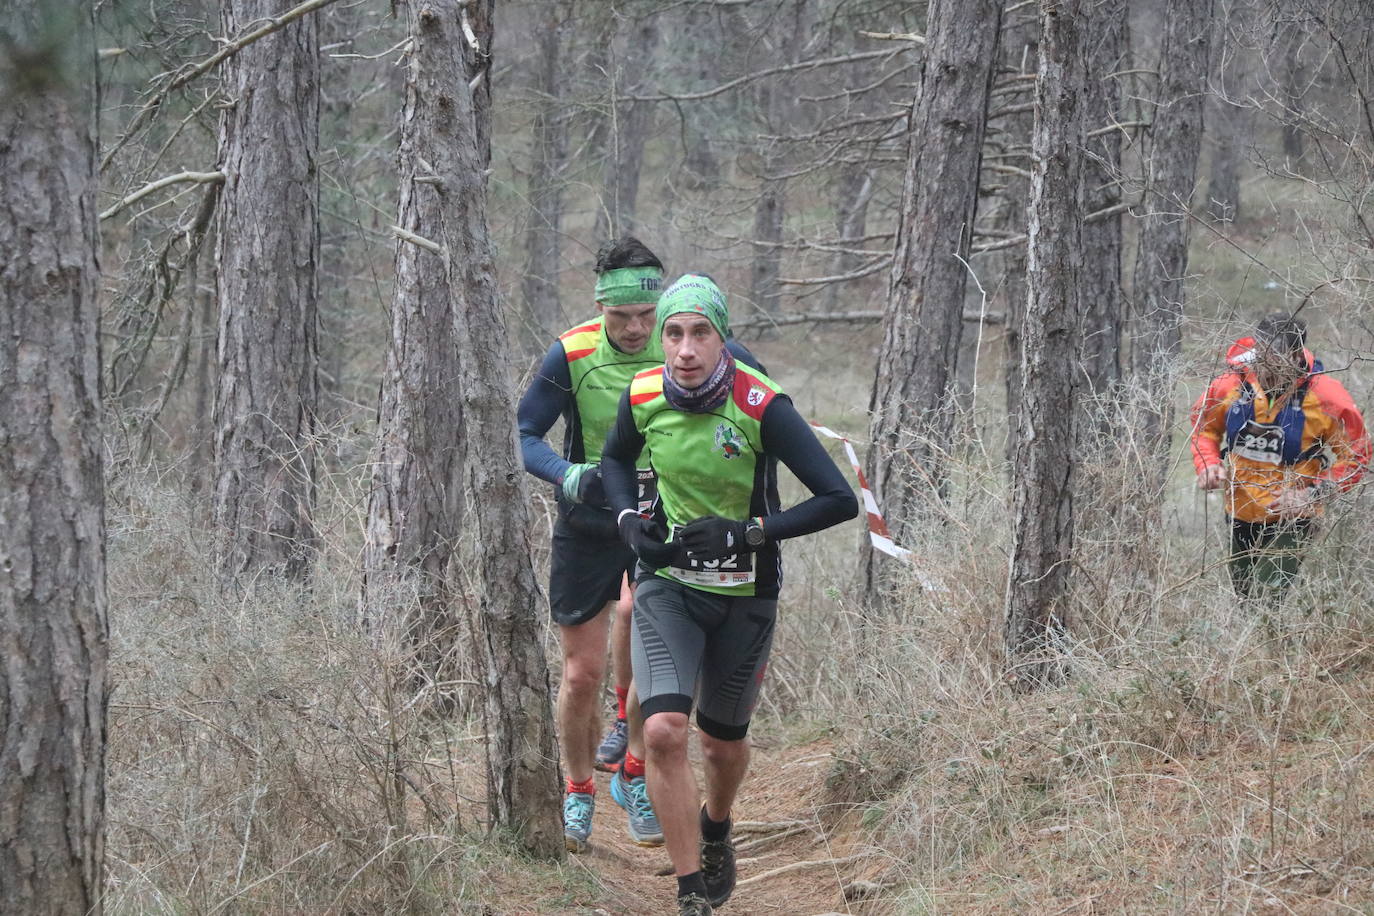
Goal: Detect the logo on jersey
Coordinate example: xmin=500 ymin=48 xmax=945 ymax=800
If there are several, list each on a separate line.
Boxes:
xmin=714 ymin=423 xmax=743 ymax=459
xmin=746 ymin=385 xmax=766 ymax=406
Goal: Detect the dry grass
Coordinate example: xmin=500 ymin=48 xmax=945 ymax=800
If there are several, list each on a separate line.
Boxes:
xmin=102 ymin=282 xmax=1374 ymax=912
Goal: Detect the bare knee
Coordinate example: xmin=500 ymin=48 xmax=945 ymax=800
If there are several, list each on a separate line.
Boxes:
xmin=560 ymin=651 xmax=605 ymax=699
xmin=700 ymin=731 xmax=748 ymax=768
xmin=643 ymin=711 xmax=689 ymax=759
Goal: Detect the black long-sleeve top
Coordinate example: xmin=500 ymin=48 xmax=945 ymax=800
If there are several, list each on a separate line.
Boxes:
xmin=602 ymin=388 xmax=858 ymax=552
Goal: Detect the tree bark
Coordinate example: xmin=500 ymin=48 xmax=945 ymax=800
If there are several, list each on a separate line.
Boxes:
xmin=825 ymin=165 xmax=876 ymax=311
xmin=1005 ymin=0 xmax=1088 ymax=689
xmin=1205 ymin=0 xmax=1254 ymax=223
xmin=1277 ymin=21 xmax=1307 ymax=164
xmin=862 ymin=0 xmax=1002 ymax=602
xmin=1130 ymin=0 xmax=1213 ymax=446
xmin=1078 ymin=1 xmax=1126 ymax=403
xmin=593 ymin=11 xmax=661 ymax=240
xmin=749 ymin=0 xmax=808 ymax=317
xmin=0 ymin=3 xmax=108 ymax=910
xmin=995 ymin=19 xmax=1038 ymax=465
xmin=361 ymin=0 xmax=563 ymax=858
xmin=518 ymin=0 xmax=573 ymax=352
xmin=212 ymin=0 xmax=321 ymax=587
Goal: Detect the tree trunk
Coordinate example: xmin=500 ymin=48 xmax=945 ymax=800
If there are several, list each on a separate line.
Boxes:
xmin=1205 ymin=0 xmax=1254 ymax=223
xmin=519 ymin=0 xmax=573 ymax=351
xmin=593 ymin=12 xmax=661 ymax=240
xmin=1130 ymin=0 xmax=1213 ymax=445
xmin=748 ymin=0 xmax=808 ymax=317
xmin=1278 ymin=23 xmax=1307 ymax=164
xmin=995 ymin=19 xmax=1038 ymax=464
xmin=1078 ymin=2 xmax=1126 ymax=404
xmin=212 ymin=0 xmax=321 ymax=587
xmin=825 ymin=165 xmax=875 ymax=310
xmin=1005 ymin=0 xmax=1088 ymax=689
xmin=862 ymin=0 xmax=1002 ymax=602
xmin=191 ymin=257 xmax=217 ymax=496
xmin=361 ymin=0 xmax=563 ymax=858
xmin=0 ymin=4 xmax=108 ymax=910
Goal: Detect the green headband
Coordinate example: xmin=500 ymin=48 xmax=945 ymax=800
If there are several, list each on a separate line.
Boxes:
xmin=594 ymin=266 xmax=664 ymax=307
xmin=657 ymin=274 xmax=729 ymax=340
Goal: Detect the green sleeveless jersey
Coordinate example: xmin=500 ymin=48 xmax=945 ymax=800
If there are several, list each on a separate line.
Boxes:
xmin=559 ymin=317 xmax=664 ymax=464
xmin=628 ymin=365 xmax=786 ymax=596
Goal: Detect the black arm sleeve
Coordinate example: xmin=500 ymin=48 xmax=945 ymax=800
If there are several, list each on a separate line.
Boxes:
xmin=758 ymin=396 xmax=859 ymax=540
xmin=726 ymin=336 xmax=766 ymax=375
xmin=601 ymin=388 xmax=646 ymax=516
xmin=516 ymin=341 xmax=574 ymax=485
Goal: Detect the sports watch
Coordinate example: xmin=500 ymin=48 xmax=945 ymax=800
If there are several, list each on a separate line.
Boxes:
xmin=744 ymin=517 xmax=766 ymax=549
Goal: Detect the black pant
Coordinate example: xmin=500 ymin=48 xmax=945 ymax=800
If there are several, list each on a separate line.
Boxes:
xmin=1229 ymin=517 xmax=1310 ymax=598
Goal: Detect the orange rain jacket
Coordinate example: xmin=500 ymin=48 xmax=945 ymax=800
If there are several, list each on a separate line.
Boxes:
xmin=1190 ymin=336 xmax=1370 ymax=523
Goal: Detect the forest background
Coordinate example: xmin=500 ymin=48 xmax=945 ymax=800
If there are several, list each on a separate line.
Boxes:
xmin=6 ymin=0 xmax=1374 ymax=912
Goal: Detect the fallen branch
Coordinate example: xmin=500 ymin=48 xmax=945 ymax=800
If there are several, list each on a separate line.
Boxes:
xmin=100 ymin=170 xmax=225 ymax=221
xmin=736 ymin=853 xmax=871 ymax=888
xmin=736 ymin=825 xmax=812 ymax=853
xmin=732 ymin=818 xmax=810 ymax=834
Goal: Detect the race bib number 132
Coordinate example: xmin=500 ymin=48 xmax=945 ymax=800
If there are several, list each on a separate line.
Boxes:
xmin=667 ymin=524 xmax=756 ymax=587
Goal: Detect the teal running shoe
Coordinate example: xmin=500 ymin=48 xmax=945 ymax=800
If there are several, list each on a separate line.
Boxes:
xmin=609 ymin=768 xmax=664 ymax=847
xmin=563 ymin=790 xmax=594 ymax=853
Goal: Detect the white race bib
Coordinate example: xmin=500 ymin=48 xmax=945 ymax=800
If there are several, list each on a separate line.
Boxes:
xmin=667 ymin=524 xmax=755 ymax=586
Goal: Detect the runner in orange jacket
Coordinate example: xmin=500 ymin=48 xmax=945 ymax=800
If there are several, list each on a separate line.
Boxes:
xmin=1190 ymin=314 xmax=1370 ymax=596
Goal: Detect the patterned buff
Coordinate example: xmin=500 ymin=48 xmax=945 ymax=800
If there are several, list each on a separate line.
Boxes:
xmin=662 ymin=348 xmax=736 ymax=413
xmin=656 ymin=274 xmax=730 ymax=339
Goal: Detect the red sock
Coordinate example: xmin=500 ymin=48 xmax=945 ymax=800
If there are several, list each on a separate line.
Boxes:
xmin=567 ymin=776 xmax=596 ymax=796
xmin=621 ymin=751 xmax=646 ymax=780
xmin=615 ymin=684 xmax=629 ymax=721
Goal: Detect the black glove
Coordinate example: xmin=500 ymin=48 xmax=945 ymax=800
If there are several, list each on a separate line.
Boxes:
xmin=618 ymin=512 xmax=683 ymax=570
xmin=560 ymin=463 xmax=606 ymax=507
xmin=677 ymin=516 xmax=750 ymax=561
xmin=576 ymin=466 xmax=606 ymax=507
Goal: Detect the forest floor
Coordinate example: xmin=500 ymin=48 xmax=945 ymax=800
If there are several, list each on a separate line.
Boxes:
xmin=484 ymin=736 xmax=864 ymax=915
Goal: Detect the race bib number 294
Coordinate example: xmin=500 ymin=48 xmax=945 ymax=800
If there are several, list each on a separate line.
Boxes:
xmin=1232 ymin=419 xmax=1284 ymax=465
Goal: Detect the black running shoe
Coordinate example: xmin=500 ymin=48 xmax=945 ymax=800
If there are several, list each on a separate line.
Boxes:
xmin=701 ymin=833 xmax=736 ymax=907
xmin=678 ymin=892 xmax=713 ymax=916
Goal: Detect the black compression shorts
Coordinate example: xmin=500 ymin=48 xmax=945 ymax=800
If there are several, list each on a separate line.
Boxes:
xmin=549 ymin=514 xmax=636 ymax=627
xmin=631 ymin=575 xmax=777 ymax=740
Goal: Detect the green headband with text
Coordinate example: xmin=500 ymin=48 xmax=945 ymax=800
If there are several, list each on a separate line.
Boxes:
xmin=594 ymin=266 xmax=664 ymax=307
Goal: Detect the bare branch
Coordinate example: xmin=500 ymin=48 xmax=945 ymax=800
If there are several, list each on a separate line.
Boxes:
xmin=971 ymin=201 xmax=1133 ymax=253
xmin=100 ymin=171 xmax=225 ymax=221
xmin=732 ymin=309 xmax=1004 ymax=331
xmin=778 ymin=257 xmax=891 ymax=286
xmin=858 ymin=30 xmax=926 ymax=44
xmin=391 ymin=225 xmax=444 ymax=255
xmin=101 ymin=0 xmax=344 ymax=173
xmin=628 ymin=48 xmax=903 ymax=103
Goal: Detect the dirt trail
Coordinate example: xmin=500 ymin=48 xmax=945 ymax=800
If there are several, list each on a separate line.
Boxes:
xmin=562 ymin=740 xmax=868 ymax=916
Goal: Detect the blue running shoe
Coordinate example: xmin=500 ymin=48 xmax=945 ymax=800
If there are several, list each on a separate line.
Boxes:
xmin=563 ymin=791 xmax=594 ymax=853
xmin=595 ymin=718 xmax=629 ymax=772
xmin=609 ymin=768 xmax=664 ymax=847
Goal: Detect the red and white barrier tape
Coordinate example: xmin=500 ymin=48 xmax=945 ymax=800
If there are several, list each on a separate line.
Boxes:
xmin=810 ymin=422 xmax=944 ymax=592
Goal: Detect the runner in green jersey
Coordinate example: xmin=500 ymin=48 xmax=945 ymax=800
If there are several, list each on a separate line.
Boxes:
xmin=601 ymin=275 xmax=858 ymax=915
xmin=517 ymin=237 xmax=665 ymax=852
